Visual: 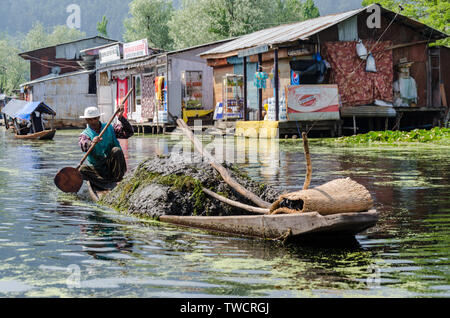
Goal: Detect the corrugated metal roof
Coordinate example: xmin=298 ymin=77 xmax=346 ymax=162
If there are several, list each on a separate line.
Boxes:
xmin=201 ymin=7 xmax=365 ymax=56
xmin=20 ymin=69 xmax=94 ymax=87
xmin=19 ymin=36 xmax=117 ymax=56
xmin=201 ymin=4 xmax=448 ymax=57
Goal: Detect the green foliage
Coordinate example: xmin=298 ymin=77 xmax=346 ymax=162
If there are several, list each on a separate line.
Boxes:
xmin=336 ymin=128 xmax=450 ymax=144
xmin=168 ymin=0 xmax=224 ymax=49
xmin=0 ymin=22 xmax=85 ymax=95
xmin=0 ymin=37 xmax=28 ymax=94
xmin=169 ymin=0 xmax=321 ymax=50
xmin=21 ymin=22 xmax=86 ymax=52
xmin=361 ymin=0 xmax=449 ymax=47
xmin=97 ymin=16 xmax=109 ymax=37
xmin=123 ymin=0 xmax=175 ymax=50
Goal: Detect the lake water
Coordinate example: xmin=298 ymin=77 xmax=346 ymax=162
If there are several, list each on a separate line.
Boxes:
xmin=0 ymin=128 xmax=449 ymax=297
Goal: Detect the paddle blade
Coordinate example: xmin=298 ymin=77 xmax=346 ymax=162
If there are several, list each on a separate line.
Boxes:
xmin=54 ymin=167 xmax=83 ymax=193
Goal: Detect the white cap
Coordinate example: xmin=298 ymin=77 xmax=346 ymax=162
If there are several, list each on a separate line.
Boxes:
xmin=80 ymin=107 xmax=104 ymax=119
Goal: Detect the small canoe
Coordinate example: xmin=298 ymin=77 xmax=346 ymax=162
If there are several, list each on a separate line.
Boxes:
xmin=14 ymin=129 xmax=56 ymax=140
xmin=160 ymin=210 xmax=378 ymax=240
xmin=87 ymin=182 xmax=379 ymax=241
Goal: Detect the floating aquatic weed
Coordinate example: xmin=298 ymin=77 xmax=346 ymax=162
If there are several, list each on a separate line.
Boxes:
xmin=335 ymin=128 xmax=450 ymax=145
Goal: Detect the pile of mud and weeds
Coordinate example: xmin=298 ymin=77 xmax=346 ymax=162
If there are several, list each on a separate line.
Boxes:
xmin=99 ymin=154 xmax=281 ymax=218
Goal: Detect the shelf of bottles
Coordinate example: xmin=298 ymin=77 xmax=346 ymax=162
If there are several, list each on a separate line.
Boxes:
xmin=222 ymin=74 xmax=244 ymax=120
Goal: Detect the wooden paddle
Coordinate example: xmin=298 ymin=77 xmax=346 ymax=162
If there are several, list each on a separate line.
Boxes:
xmin=54 ymin=86 xmax=134 ymax=193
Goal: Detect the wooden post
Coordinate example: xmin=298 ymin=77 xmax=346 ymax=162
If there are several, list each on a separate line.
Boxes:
xmin=258 ymin=53 xmax=263 ymax=121
xmin=274 ymin=49 xmax=280 ymax=121
xmin=441 ymin=83 xmax=448 ymax=107
xmin=302 ymin=132 xmax=312 ymax=190
xmin=243 ymin=56 xmax=248 ymax=121
xmin=166 ymin=57 xmax=170 ymax=124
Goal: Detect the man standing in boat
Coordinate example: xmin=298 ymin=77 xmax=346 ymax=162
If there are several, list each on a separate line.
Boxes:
xmin=78 ymin=106 xmax=134 ymax=189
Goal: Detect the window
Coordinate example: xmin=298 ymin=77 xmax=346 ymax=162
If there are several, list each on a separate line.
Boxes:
xmin=88 ymin=72 xmax=97 ymax=94
xmin=133 ymin=75 xmax=142 ymax=113
xmin=182 ymin=71 xmax=203 ymax=110
xmin=338 ymin=16 xmax=358 ymax=41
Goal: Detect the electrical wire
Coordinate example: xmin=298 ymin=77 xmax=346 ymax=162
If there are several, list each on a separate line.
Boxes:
xmin=20 ymin=53 xmax=81 ymax=71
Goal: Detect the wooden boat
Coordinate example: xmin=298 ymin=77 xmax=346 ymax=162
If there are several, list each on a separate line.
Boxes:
xmin=14 ymin=129 xmax=56 ymax=140
xmin=87 ymin=181 xmax=379 ymax=241
xmin=5 ymin=100 xmax=57 ymax=141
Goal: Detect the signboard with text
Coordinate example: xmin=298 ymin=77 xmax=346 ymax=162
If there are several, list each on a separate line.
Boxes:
xmin=123 ymin=39 xmax=149 ymax=60
xmin=286 ymin=85 xmax=340 ymax=121
xmin=99 ymin=44 xmax=121 ymax=64
xmin=237 ymin=45 xmax=269 ymax=58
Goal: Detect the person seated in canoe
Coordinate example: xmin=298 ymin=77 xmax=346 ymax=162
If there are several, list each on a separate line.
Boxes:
xmin=78 ymin=106 xmax=134 ymax=190
xmin=14 ymin=118 xmax=30 ymax=135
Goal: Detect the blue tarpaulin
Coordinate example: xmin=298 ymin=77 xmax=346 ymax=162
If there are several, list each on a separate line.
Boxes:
xmin=14 ymin=101 xmax=56 ymax=121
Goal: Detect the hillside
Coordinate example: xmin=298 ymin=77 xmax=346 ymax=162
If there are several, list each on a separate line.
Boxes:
xmin=0 ymin=0 xmax=362 ymax=41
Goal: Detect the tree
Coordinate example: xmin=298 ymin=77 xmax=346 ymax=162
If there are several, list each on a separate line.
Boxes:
xmin=204 ymin=0 xmax=273 ymax=38
xmin=302 ymin=0 xmax=320 ymax=20
xmin=169 ymin=0 xmax=321 ymax=50
xmin=21 ymin=22 xmax=86 ymax=52
xmin=123 ymin=0 xmax=174 ymax=50
xmin=97 ymin=15 xmax=109 ymax=37
xmin=0 ymin=37 xmax=28 ymax=95
xmin=168 ymin=0 xmax=225 ymax=49
xmin=273 ymin=0 xmax=320 ymax=24
xmin=361 ymin=0 xmax=449 ymax=46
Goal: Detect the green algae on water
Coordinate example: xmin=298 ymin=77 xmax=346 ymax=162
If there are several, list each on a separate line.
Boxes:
xmin=335 ymin=128 xmax=450 ymax=145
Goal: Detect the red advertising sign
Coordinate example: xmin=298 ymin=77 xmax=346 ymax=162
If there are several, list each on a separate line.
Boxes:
xmin=123 ymin=39 xmax=149 ymax=60
xmin=116 ymin=78 xmax=128 ymax=118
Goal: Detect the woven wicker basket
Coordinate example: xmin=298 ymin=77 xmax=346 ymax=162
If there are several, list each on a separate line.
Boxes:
xmin=270 ymin=178 xmax=373 ymax=215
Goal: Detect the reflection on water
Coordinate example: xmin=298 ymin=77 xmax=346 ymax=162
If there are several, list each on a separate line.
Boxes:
xmin=0 ymin=128 xmax=449 ymax=297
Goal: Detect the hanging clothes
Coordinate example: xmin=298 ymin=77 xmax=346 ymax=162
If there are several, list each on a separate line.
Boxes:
xmin=393 ymin=77 xmax=417 ymax=106
xmin=142 ymin=75 xmax=156 ymax=119
xmin=254 ymin=72 xmax=268 ymax=89
xmin=116 ymin=78 xmax=128 ymax=118
xmin=155 ymin=76 xmax=165 ymax=101
xmin=322 ymin=40 xmax=394 ymax=107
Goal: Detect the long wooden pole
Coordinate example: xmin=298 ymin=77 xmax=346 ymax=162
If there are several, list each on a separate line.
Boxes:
xmin=176 ymin=118 xmax=271 ymax=208
xmin=302 ymin=132 xmax=312 ymax=190
xmin=202 ymin=188 xmax=269 ymax=214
